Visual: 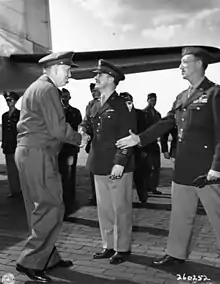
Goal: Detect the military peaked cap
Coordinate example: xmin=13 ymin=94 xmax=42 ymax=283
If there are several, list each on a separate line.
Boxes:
xmin=39 ymin=51 xmax=78 ymax=68
xmin=120 ymin=92 xmax=133 ymax=102
xmin=4 ymin=91 xmax=20 ymax=101
xmin=147 ymin=93 xmax=157 ymax=100
xmin=93 ymin=59 xmax=125 ymax=81
xmin=182 ymin=46 xmax=211 ymax=64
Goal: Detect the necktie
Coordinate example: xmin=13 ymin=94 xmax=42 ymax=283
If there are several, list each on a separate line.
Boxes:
xmin=187 ymin=86 xmax=194 ymax=98
xmin=101 ymin=95 xmax=105 ymax=106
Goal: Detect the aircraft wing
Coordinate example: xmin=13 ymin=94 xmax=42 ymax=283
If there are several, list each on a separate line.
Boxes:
xmin=1 ymin=45 xmax=220 ymax=92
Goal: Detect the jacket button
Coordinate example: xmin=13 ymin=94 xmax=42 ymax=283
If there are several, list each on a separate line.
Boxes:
xmin=182 ymin=118 xmax=184 ymax=121
xmin=197 ymin=107 xmax=200 ymax=110
xmin=204 ymin=145 xmax=208 ymax=149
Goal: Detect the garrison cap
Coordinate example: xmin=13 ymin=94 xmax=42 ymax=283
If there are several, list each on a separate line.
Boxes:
xmin=4 ymin=91 xmax=20 ymax=101
xmin=181 ymin=46 xmax=211 ymax=64
xmin=147 ymin=93 xmax=157 ymax=100
xmin=61 ymin=88 xmax=71 ymax=98
xmin=39 ymin=51 xmax=78 ymax=68
xmin=93 ymin=59 xmax=125 ymax=81
xmin=120 ymin=92 xmax=133 ymax=102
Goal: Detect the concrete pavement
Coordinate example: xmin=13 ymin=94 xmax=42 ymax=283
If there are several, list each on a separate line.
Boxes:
xmin=0 ymin=149 xmax=220 ymax=284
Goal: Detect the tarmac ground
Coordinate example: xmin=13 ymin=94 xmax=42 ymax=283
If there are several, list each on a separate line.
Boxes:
xmin=0 ymin=149 xmax=219 ymax=284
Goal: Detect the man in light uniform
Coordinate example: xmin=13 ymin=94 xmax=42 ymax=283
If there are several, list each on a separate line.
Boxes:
xmin=15 ymin=52 xmax=87 ymax=282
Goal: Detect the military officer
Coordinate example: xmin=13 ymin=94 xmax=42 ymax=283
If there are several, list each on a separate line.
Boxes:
xmin=116 ymin=46 xmax=220 ymax=266
xmin=15 ymin=51 xmax=85 ymax=282
xmin=58 ymin=88 xmax=82 ymax=217
xmin=2 ymin=91 xmax=21 ymax=197
xmin=142 ymin=93 xmax=162 ymax=195
xmin=80 ymin=59 xmax=137 ymax=264
xmin=161 ymin=125 xmax=178 ymax=160
xmin=119 ymin=92 xmax=148 ymax=203
xmin=83 ymin=83 xmax=101 ymax=206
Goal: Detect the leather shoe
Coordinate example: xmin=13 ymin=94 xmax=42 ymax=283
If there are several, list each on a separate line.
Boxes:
xmin=16 ymin=264 xmax=51 ymax=282
xmin=47 ymin=259 xmax=73 ymax=270
xmin=93 ymin=249 xmax=115 ymax=259
xmin=152 ymin=254 xmax=185 ymax=266
xmin=109 ymin=251 xmax=131 ymax=265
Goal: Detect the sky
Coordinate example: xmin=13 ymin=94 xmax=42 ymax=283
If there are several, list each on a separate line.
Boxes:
xmin=1 ymin=0 xmax=220 ymax=118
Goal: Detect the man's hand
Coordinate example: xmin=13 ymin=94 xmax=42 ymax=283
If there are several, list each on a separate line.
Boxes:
xmin=79 ymin=132 xmax=90 ymax=148
xmin=109 ymin=165 xmax=124 ymax=180
xmin=116 ymin=130 xmax=140 ymax=149
xmin=163 ymin=152 xmax=170 ymax=159
xmin=207 ymin=169 xmax=220 ymax=181
xmin=67 ymin=156 xmax=74 ymax=166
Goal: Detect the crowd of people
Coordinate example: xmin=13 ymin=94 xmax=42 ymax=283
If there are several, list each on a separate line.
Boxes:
xmin=1 ymin=46 xmax=220 ymax=282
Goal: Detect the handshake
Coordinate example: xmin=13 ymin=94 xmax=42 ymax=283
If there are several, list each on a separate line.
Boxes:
xmin=78 ymin=128 xmax=91 ymax=148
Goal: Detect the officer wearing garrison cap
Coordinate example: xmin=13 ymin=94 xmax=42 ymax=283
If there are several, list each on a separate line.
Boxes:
xmin=79 ymin=59 xmax=137 ymax=264
xmin=15 ymin=52 xmax=88 ymax=282
xmin=116 ymin=46 xmax=220 ymax=265
xmin=2 ymin=91 xmax=21 ymax=197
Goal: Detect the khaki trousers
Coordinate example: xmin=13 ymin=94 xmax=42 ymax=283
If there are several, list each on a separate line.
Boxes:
xmin=94 ymin=172 xmax=133 ymax=252
xmin=5 ymin=154 xmax=21 ymax=195
xmin=15 ymin=146 xmax=64 ymax=270
xmin=167 ymin=182 xmax=220 ymax=259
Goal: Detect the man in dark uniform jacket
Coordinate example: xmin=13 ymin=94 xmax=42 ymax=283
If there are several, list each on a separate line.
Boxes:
xmin=116 ymin=46 xmax=220 ymax=266
xmin=161 ymin=125 xmax=178 ymax=159
xmin=2 ymin=91 xmax=21 ymax=197
xmin=58 ymin=88 xmax=82 ymax=217
xmin=119 ymin=92 xmax=148 ymax=203
xmin=84 ymin=83 xmax=101 ymax=205
xmin=142 ymin=93 xmax=162 ymax=195
xmin=80 ymin=59 xmax=136 ymax=265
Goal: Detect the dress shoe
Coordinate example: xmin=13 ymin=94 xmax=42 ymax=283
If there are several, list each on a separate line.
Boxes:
xmin=88 ymin=197 xmax=97 ymax=206
xmin=16 ymin=264 xmax=51 ymax=282
xmin=152 ymin=255 xmax=185 ymax=266
xmin=150 ymin=189 xmax=162 ymax=195
xmin=47 ymin=259 xmax=73 ymax=270
xmin=93 ymin=249 xmax=115 ymax=259
xmin=109 ymin=251 xmax=131 ymax=265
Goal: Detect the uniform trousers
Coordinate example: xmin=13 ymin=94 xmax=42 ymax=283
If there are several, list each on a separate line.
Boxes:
xmin=15 ymin=146 xmax=64 ymax=270
xmin=167 ymin=182 xmax=220 ymax=259
xmin=5 ymin=154 xmax=21 ymax=195
xmin=94 ymin=172 xmax=133 ymax=252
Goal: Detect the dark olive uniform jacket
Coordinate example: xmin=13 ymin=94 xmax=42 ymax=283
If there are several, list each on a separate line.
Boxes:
xmin=139 ymin=77 xmax=220 ymax=185
xmin=81 ymin=91 xmax=137 ymax=175
xmin=2 ymin=109 xmax=20 ymax=154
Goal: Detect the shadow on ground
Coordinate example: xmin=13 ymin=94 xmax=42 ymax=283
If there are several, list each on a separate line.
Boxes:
xmin=25 ymin=268 xmax=137 ymax=284
xmin=129 ymin=254 xmax=220 ymax=283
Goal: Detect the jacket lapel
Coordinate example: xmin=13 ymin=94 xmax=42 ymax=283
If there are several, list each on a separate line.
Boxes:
xmin=94 ymin=91 xmax=118 ymax=118
xmin=182 ymin=77 xmax=213 ymax=109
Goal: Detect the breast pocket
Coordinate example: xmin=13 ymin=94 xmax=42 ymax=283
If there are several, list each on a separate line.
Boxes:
xmin=188 ymin=102 xmax=210 ymax=126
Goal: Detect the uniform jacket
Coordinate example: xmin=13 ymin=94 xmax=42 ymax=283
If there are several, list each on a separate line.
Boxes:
xmin=59 ymin=105 xmax=82 ymax=157
xmin=81 ymin=91 xmax=137 ymax=175
xmin=160 ymin=125 xmax=178 ymax=158
xmin=1 ymin=109 xmax=20 ymax=154
xmin=17 ymin=74 xmax=81 ymax=152
xmin=142 ymin=105 xmax=161 ymax=153
xmin=139 ymin=77 xmax=220 ymax=185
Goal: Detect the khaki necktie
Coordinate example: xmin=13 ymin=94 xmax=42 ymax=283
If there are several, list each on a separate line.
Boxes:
xmin=101 ymin=94 xmax=105 ymax=106
xmin=187 ymin=86 xmax=194 ymax=98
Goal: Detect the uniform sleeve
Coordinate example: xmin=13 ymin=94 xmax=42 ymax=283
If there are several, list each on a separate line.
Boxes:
xmin=160 ymin=131 xmax=169 ymax=153
xmin=113 ymin=102 xmax=137 ymax=167
xmin=211 ymin=88 xmax=220 ymax=171
xmin=40 ymin=86 xmax=81 ymax=146
xmin=79 ymin=101 xmax=94 ymax=136
xmin=1 ymin=114 xmax=4 ymax=148
xmin=139 ymin=102 xmax=176 ymax=147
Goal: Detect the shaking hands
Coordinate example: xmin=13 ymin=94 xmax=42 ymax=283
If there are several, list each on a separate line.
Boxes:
xmin=78 ymin=128 xmax=91 ymax=148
